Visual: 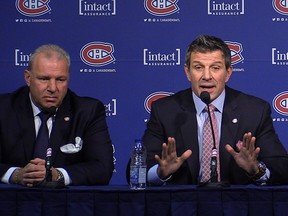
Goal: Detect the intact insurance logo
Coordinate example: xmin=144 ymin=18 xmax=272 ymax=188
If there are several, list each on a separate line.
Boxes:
xmin=273 ymin=91 xmax=288 ymax=122
xmin=144 ymin=0 xmax=180 ymax=23
xmin=80 ymin=41 xmax=116 ymax=73
xmin=208 ymin=0 xmax=244 ymax=16
xmin=272 ymin=47 xmax=288 ymax=65
xmin=15 ymin=0 xmax=52 ymax=23
xmin=143 ymin=48 xmax=181 ymax=66
xmin=104 ymin=99 xmax=117 ymax=117
xmin=15 ymin=48 xmax=31 ymax=66
xmin=272 ymin=0 xmax=288 ymax=22
xmin=225 ymin=41 xmax=244 ymax=72
xmin=79 ymin=0 xmax=116 ymax=16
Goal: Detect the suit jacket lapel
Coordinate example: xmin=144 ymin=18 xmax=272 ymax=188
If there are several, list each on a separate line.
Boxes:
xmin=177 ymin=89 xmax=200 ymax=182
xmin=14 ymin=87 xmax=36 ymax=162
xmin=220 ymin=87 xmax=240 ymax=178
xmin=49 ymin=92 xmax=72 ymax=162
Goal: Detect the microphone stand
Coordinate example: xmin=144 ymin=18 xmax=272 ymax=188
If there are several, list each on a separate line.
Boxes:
xmin=33 ymin=157 xmax=65 ymax=189
xmin=35 ymin=148 xmax=65 ymax=189
xmin=207 ymin=104 xmax=218 ymax=183
xmin=33 ymin=111 xmax=66 ymax=189
xmin=35 ymin=173 xmax=65 ymax=189
xmin=33 ymin=156 xmax=66 ymax=189
xmin=198 ymin=92 xmax=230 ymax=188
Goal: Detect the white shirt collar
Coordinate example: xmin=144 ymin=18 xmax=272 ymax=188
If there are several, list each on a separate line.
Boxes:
xmin=29 ymin=93 xmax=41 ymax=117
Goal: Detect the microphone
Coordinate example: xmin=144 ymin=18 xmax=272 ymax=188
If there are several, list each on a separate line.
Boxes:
xmin=41 ymin=106 xmax=56 ymax=182
xmin=45 ymin=148 xmax=52 ymax=182
xmin=200 ymin=91 xmax=210 ymax=105
xmin=200 ymin=91 xmax=218 ymax=182
xmin=33 ymin=107 xmax=65 ymax=189
xmin=198 ymin=92 xmax=229 ymax=188
xmin=33 ymin=147 xmax=65 ymax=189
xmin=42 ymin=106 xmax=57 ymax=118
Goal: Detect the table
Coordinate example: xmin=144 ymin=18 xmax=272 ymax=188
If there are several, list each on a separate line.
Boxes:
xmin=1 ymin=184 xmax=288 ymax=216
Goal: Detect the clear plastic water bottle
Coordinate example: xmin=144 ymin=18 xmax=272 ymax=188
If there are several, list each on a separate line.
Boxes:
xmin=130 ymin=139 xmax=147 ymax=190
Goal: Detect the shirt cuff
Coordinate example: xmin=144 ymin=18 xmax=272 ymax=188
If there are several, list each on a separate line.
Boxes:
xmin=254 ymin=168 xmax=270 ymax=185
xmin=147 ymin=164 xmax=171 ymax=185
xmin=57 ymin=168 xmax=71 ymax=185
xmin=1 ymin=167 xmax=18 ymax=184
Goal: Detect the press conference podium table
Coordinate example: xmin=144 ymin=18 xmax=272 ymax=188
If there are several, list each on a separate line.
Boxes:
xmin=1 ymin=184 xmax=288 ymax=216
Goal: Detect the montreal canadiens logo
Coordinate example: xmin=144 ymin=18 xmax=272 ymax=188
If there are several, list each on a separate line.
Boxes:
xmin=144 ymin=0 xmax=179 ymax=16
xmin=15 ymin=0 xmax=51 ymax=17
xmin=226 ymin=41 xmax=244 ymax=65
xmin=273 ymin=91 xmax=288 ymax=116
xmin=144 ymin=91 xmax=174 ymax=113
xmin=273 ymin=0 xmax=288 ymax=15
xmin=80 ymin=42 xmax=115 ymax=67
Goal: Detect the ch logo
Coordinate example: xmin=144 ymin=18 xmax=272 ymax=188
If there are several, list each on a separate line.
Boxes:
xmin=226 ymin=41 xmax=244 ymax=65
xmin=144 ymin=0 xmax=179 ymax=16
xmin=273 ymin=91 xmax=288 ymax=116
xmin=16 ymin=0 xmax=51 ymax=17
xmin=80 ymin=42 xmax=115 ymax=67
xmin=273 ymin=0 xmax=288 ymax=15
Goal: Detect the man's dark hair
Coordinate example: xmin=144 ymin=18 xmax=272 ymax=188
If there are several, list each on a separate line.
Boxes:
xmin=185 ymin=35 xmax=231 ymax=69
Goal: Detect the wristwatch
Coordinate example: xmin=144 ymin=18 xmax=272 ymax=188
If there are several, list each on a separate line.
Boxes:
xmin=56 ymin=169 xmax=65 ymax=183
xmin=251 ymin=161 xmax=266 ymax=181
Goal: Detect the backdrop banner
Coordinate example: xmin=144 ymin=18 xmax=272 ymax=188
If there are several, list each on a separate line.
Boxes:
xmin=0 ymin=0 xmax=287 ymax=184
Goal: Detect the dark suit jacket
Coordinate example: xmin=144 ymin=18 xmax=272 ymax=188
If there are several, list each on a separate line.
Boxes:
xmin=0 ymin=86 xmax=114 ymax=185
xmin=143 ymin=86 xmax=288 ymax=185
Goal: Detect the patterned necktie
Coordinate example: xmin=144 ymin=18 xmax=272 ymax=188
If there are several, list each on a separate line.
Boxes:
xmin=201 ymin=104 xmax=220 ymax=182
xmin=33 ymin=112 xmax=51 ymax=159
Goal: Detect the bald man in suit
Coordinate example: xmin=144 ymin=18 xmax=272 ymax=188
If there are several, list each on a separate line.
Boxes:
xmin=0 ymin=44 xmax=114 ymax=186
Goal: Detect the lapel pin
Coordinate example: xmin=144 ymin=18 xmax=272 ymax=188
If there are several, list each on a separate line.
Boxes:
xmin=232 ymin=118 xmax=238 ymax=124
xmin=64 ymin=117 xmax=70 ymax=121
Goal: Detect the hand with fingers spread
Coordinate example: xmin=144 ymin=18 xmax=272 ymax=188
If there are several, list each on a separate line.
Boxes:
xmin=225 ymin=132 xmax=260 ymax=175
xmin=155 ymin=137 xmax=192 ymax=179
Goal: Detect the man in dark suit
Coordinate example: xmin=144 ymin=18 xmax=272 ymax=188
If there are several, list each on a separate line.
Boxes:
xmin=0 ymin=44 xmax=114 ymax=186
xmin=144 ymin=35 xmax=288 ymax=186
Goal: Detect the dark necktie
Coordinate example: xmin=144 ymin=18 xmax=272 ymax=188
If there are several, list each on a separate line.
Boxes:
xmin=33 ymin=111 xmax=51 ymax=159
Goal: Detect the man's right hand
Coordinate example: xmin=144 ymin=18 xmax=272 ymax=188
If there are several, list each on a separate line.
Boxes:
xmin=155 ymin=137 xmax=192 ymax=179
xmin=11 ymin=158 xmax=46 ymax=187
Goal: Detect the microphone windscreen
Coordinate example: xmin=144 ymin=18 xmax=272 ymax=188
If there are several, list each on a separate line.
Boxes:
xmin=200 ymin=91 xmax=210 ymax=105
xmin=43 ymin=106 xmax=57 ymax=115
xmin=46 ymin=148 xmax=52 ymax=157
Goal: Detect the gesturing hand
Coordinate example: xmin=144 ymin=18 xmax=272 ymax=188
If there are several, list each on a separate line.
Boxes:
xmin=155 ymin=137 xmax=192 ymax=179
xmin=225 ymin=132 xmax=260 ymax=175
